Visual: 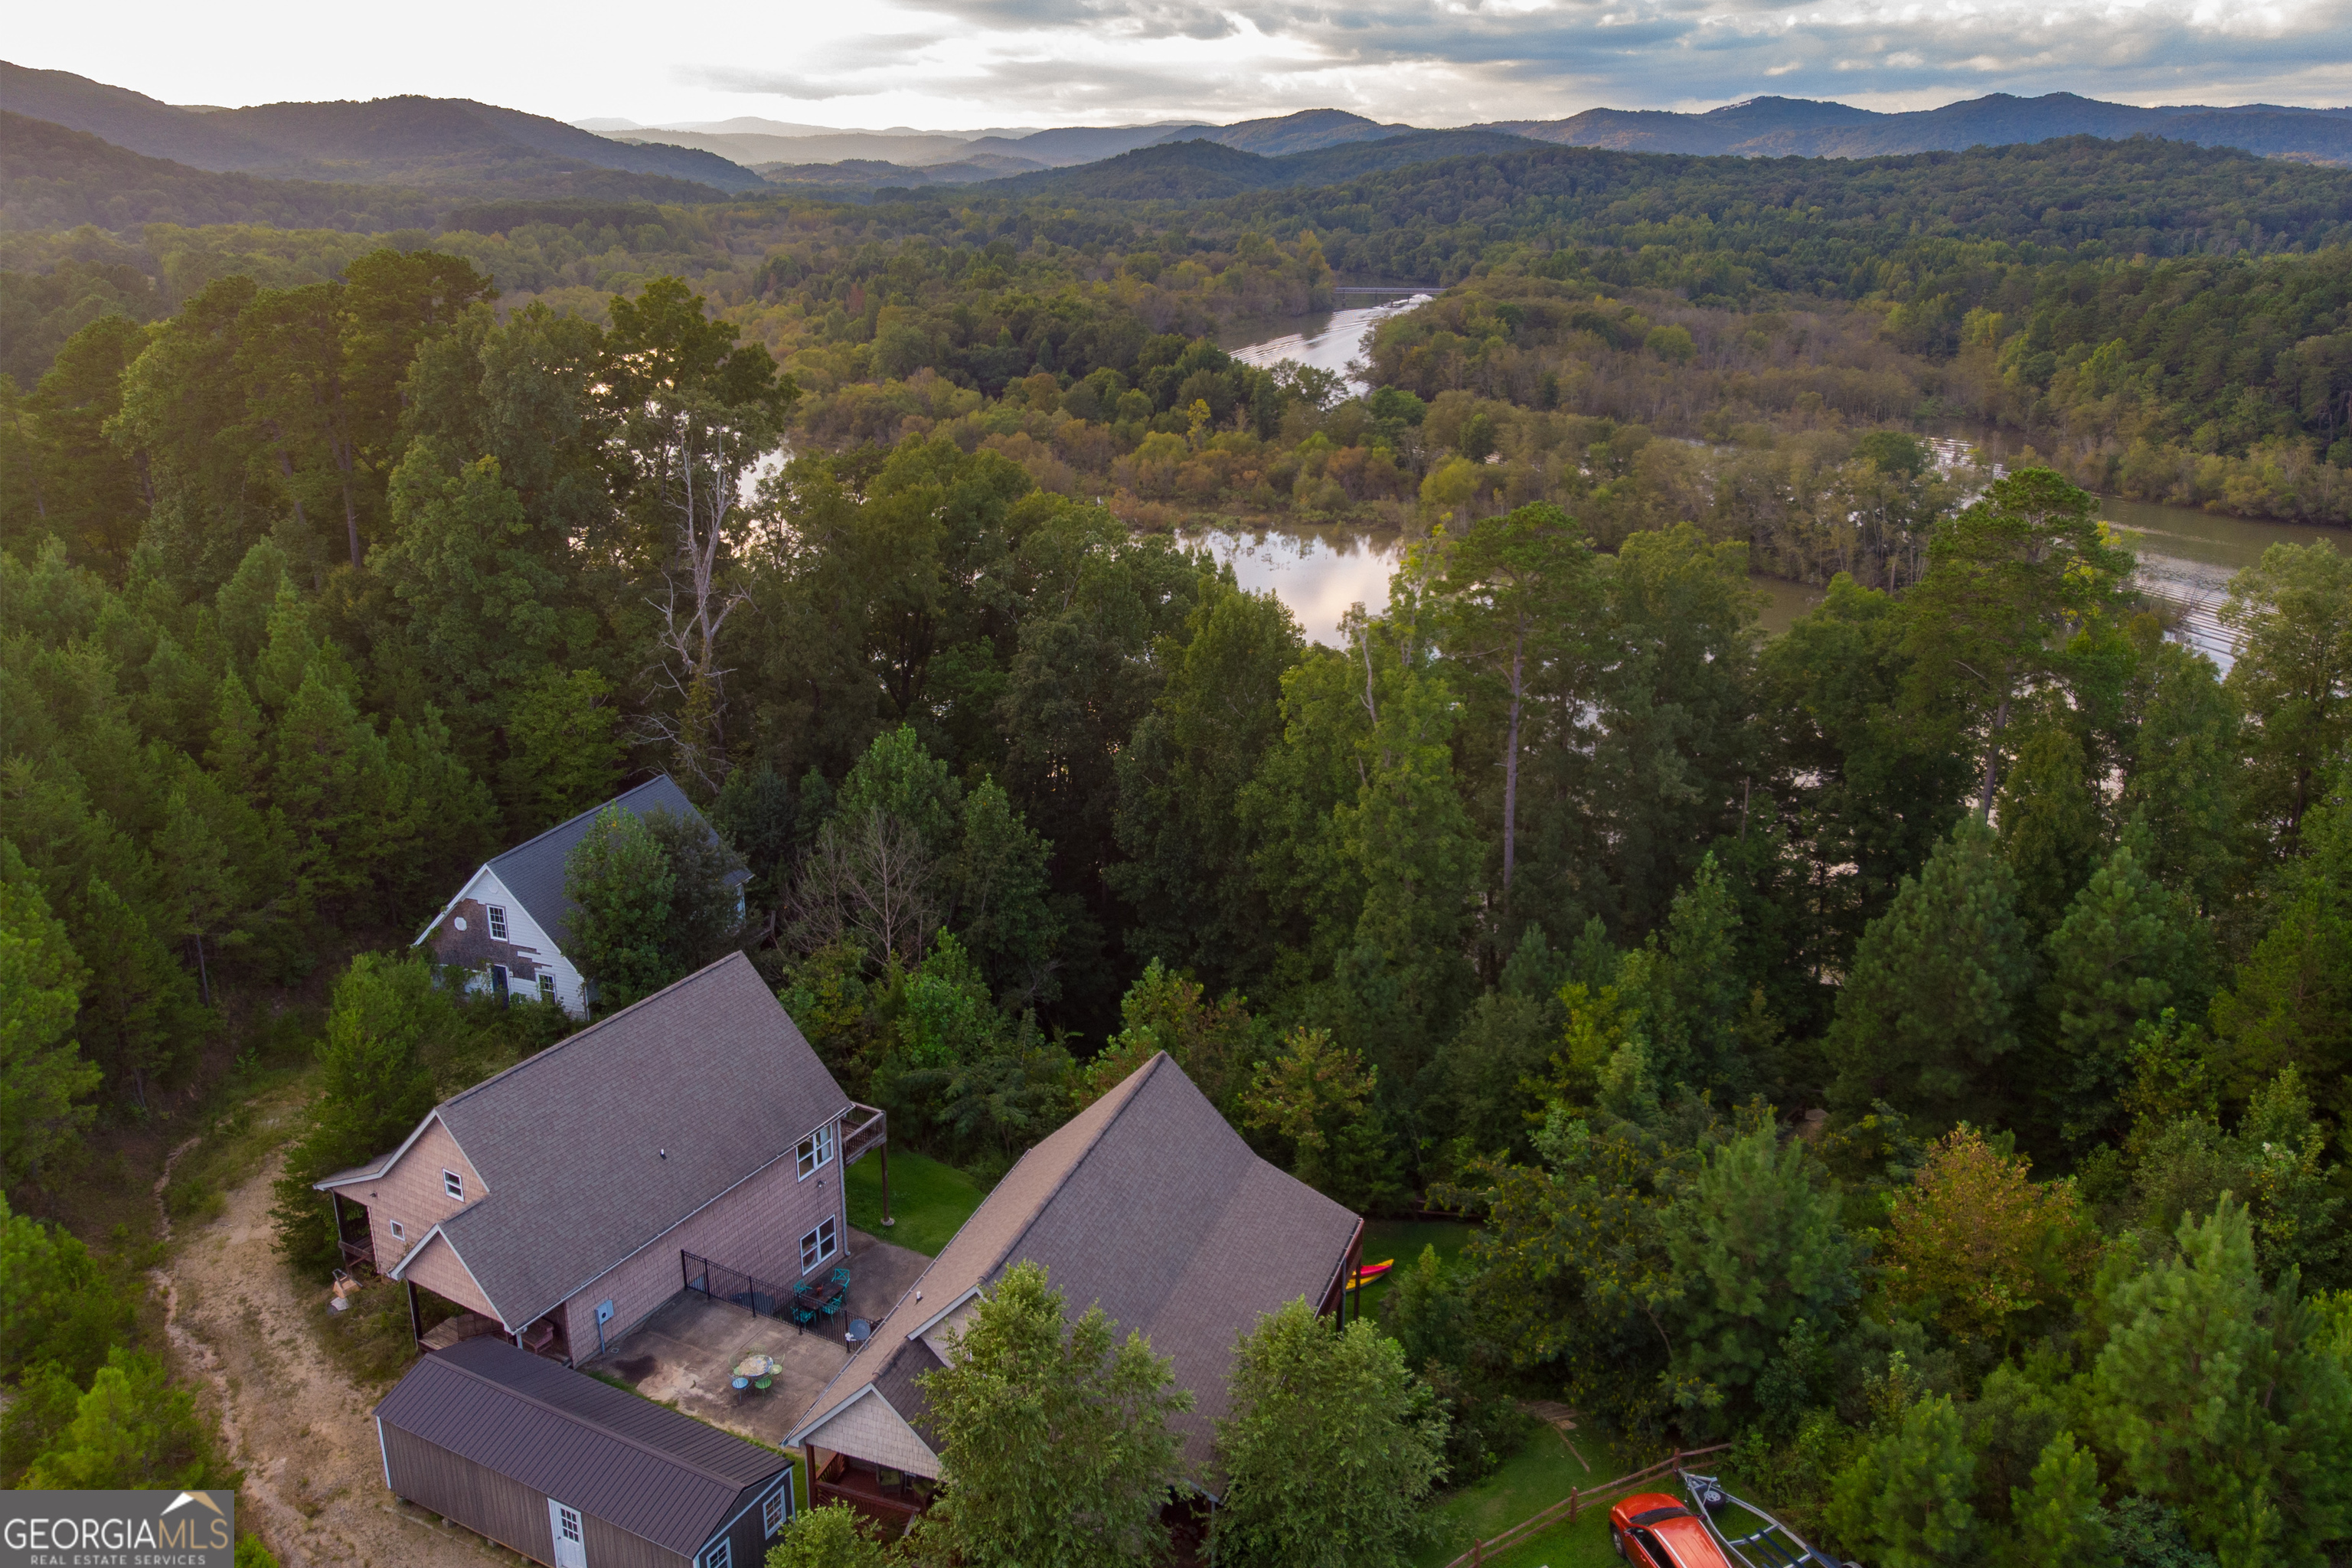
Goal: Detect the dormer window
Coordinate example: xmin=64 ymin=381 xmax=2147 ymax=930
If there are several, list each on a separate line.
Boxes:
xmin=486 ymin=906 xmax=508 ymax=941
xmin=444 ymin=1168 xmax=466 ymax=1201
xmin=795 ymin=1123 xmax=835 ymax=1179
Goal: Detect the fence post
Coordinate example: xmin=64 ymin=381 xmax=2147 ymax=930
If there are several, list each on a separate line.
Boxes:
xmin=1471 ymin=1539 xmax=1481 ymax=1567
xmin=1567 ymin=1488 xmax=1579 ymax=1522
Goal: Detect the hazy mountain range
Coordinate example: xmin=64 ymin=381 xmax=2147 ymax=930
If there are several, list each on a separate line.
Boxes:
xmin=5 ymin=59 xmax=2348 ymax=217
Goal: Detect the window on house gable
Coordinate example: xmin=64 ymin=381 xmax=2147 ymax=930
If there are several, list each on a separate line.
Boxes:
xmin=538 ymin=973 xmax=557 ymax=1003
xmin=389 ymin=1220 xmax=406 ymax=1243
xmin=486 ymin=905 xmax=508 ymax=941
xmin=795 ymin=1122 xmax=835 ymax=1180
xmin=800 ymin=1217 xmax=837 ymax=1272
xmin=702 ymin=1540 xmax=733 ymax=1568
xmin=761 ymin=1488 xmax=787 ymax=1537
xmin=444 ymin=1169 xmax=465 ymax=1201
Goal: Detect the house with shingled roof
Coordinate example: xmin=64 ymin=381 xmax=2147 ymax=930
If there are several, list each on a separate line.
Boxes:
xmin=375 ymin=1335 xmax=795 ymax=1568
xmin=415 ymin=775 xmax=747 ymax=1018
xmin=782 ymin=1050 xmax=1363 ymax=1527
xmin=315 ymin=953 xmax=886 ymax=1365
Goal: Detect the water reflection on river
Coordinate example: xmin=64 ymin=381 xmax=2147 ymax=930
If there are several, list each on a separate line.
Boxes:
xmin=2098 ymin=498 xmax=2341 ymax=671
xmin=1197 ymin=308 xmax=2346 ymax=656
xmin=1222 ymin=294 xmax=1430 ymax=396
xmin=1178 ymin=500 xmax=2344 ymax=658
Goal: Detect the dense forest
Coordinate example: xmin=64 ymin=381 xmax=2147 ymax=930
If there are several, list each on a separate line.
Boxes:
xmin=2 ymin=120 xmax=2351 ymax=1567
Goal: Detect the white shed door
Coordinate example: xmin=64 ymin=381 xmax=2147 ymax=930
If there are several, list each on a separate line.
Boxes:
xmin=549 ymin=1499 xmax=588 ymax=1568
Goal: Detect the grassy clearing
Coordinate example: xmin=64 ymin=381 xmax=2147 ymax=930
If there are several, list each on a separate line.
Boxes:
xmin=844 ymin=1149 xmax=988 ymax=1256
xmin=1414 ymin=1422 xmax=1638 ymax=1568
xmin=1354 ymin=1218 xmax=1475 ymax=1318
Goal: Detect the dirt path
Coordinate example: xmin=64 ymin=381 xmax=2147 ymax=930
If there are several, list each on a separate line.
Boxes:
xmin=153 ymin=1144 xmax=514 ymax=1568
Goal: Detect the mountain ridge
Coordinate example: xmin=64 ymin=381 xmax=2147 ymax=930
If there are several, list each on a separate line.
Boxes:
xmin=0 ymin=62 xmax=770 ymax=192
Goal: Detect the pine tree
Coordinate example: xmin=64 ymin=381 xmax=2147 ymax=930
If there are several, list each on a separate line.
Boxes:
xmin=2043 ymin=842 xmax=2216 ymax=1149
xmin=0 ymin=844 xmax=100 ymax=1183
xmin=2005 ymin=1433 xmax=2117 ymax=1568
xmin=1616 ymin=853 xmax=1748 ymax=1096
xmin=2209 ymin=773 xmax=2351 ymax=1123
xmin=23 ymin=1351 xmax=221 ymax=1491
xmin=498 ymin=668 xmax=623 ymax=836
xmin=950 ymin=779 xmax=1060 ymax=1007
xmin=270 ymin=953 xmax=455 ymax=1268
xmin=1998 ymin=723 xmax=2105 ymax=938
xmin=1827 ymin=1393 xmax=1981 ymax=1566
xmin=1663 ymin=1119 xmax=1857 ymax=1423
xmin=2091 ymin=1197 xmax=2352 ymax=1566
xmin=1828 ymin=820 xmax=2033 ymax=1127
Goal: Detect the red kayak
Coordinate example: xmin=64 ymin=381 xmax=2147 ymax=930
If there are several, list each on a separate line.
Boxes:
xmin=1349 ymin=1259 xmax=1395 ymax=1289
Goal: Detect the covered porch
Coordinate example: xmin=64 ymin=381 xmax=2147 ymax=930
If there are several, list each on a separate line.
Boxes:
xmin=809 ymin=1450 xmax=932 ymax=1533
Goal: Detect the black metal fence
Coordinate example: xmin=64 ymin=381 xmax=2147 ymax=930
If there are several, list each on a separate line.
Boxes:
xmin=681 ymin=1250 xmax=802 ymax=1319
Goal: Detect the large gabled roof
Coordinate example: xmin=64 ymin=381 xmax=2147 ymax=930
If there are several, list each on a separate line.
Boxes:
xmin=786 ymin=1053 xmax=1360 ymax=1479
xmin=338 ymin=954 xmax=850 ymax=1329
xmin=377 ymin=1337 xmax=786 ymax=1557
xmin=420 ymin=775 xmax=745 ymax=953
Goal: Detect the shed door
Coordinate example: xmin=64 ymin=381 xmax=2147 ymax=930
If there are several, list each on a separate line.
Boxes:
xmin=548 ymin=1498 xmax=587 ymax=1568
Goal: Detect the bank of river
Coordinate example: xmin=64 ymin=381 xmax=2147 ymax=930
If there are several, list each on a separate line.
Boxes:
xmin=1183 ymin=312 xmax=2346 ymax=658
xmin=1221 ymin=293 xmax=1429 ymax=397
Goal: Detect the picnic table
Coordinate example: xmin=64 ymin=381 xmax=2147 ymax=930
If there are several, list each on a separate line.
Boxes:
xmin=789 ymin=1279 xmax=846 ymax=1331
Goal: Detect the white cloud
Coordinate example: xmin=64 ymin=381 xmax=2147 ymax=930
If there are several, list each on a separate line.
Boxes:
xmin=9 ymin=0 xmax=2347 ymax=130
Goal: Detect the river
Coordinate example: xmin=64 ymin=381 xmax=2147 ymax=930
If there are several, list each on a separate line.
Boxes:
xmin=1186 ymin=311 xmax=2346 ymax=658
xmin=1221 ymin=292 xmax=1431 ymax=397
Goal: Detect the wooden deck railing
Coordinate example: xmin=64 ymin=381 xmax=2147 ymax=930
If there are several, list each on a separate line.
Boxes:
xmin=842 ymin=1102 xmax=887 ymax=1164
xmin=1443 ymin=1444 xmax=1731 ymax=1568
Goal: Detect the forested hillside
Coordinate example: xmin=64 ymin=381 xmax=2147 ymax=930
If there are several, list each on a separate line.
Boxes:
xmin=3 ymin=103 xmax=2350 ymax=1565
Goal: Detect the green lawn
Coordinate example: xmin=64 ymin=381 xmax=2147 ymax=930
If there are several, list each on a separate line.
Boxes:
xmin=1414 ymin=1422 xmax=1639 ymax=1568
xmin=1352 ymin=1218 xmax=1475 ymax=1318
xmin=845 ymin=1149 xmax=988 ymax=1256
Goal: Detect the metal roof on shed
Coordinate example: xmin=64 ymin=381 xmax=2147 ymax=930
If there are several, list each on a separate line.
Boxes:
xmin=376 ymin=1337 xmax=786 ymax=1558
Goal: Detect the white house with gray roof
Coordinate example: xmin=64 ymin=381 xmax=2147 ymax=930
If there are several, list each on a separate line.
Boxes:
xmin=414 ymin=776 xmax=746 ymax=1018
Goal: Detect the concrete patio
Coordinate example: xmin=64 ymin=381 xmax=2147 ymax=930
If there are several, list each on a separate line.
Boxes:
xmin=583 ymin=1227 xmax=931 ymax=1447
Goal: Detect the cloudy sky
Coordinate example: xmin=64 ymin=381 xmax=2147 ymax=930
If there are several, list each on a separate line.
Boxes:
xmin=18 ymin=0 xmax=2351 ymax=131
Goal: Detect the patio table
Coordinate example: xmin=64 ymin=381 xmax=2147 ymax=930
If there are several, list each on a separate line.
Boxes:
xmin=733 ymin=1354 xmax=779 ymax=1379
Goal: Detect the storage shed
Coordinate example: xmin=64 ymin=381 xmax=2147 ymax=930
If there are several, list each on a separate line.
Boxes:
xmin=376 ymin=1338 xmax=793 ymax=1568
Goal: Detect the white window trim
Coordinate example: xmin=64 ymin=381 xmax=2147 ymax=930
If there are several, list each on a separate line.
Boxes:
xmin=703 ymin=1540 xmax=733 ymax=1568
xmin=538 ymin=973 xmax=557 ymax=1001
xmin=761 ymin=1488 xmax=786 ymax=1538
xmin=443 ymin=1168 xmax=466 ymax=1202
xmin=799 ymin=1217 xmax=838 ymax=1272
xmin=486 ymin=905 xmax=508 ymax=941
xmin=795 ymin=1121 xmax=835 ymax=1181
xmin=388 ymin=1219 xmax=407 ymax=1242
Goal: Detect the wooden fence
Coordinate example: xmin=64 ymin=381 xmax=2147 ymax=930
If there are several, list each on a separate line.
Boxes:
xmin=1442 ymin=1443 xmax=1731 ymax=1568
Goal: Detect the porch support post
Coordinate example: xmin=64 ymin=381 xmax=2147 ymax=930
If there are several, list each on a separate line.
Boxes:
xmin=407 ymin=1279 xmax=422 ymax=1349
xmin=880 ymin=1137 xmax=893 ymax=1228
xmin=330 ymin=1190 xmax=346 ymax=1254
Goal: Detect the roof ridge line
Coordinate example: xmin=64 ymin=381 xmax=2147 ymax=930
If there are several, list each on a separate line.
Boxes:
xmin=429 ymin=1344 xmax=772 ymax=1492
xmin=978 ymin=1050 xmax=1173 ymax=1287
xmin=440 ymin=952 xmax=750 ymax=1112
xmin=483 ymin=773 xmax=677 ymax=871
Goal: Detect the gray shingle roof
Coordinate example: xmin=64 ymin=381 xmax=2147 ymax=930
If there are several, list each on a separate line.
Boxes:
xmin=376 ymin=1337 xmax=786 ymax=1557
xmin=483 ymin=775 xmax=746 ymax=952
xmin=394 ymin=953 xmax=851 ymax=1328
xmin=786 ymin=1054 xmax=1360 ymax=1479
